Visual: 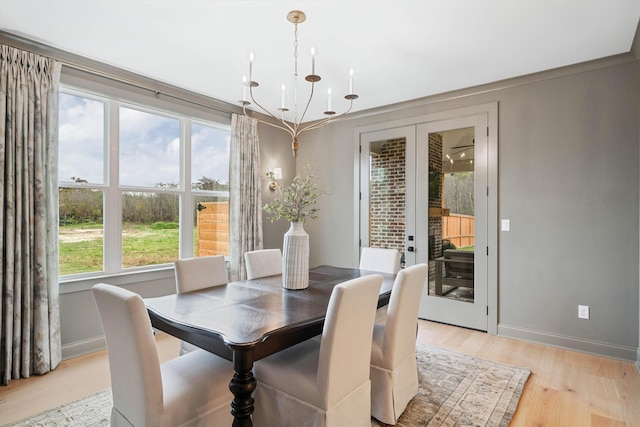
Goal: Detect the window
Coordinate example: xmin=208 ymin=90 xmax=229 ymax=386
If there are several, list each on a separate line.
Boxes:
xmin=58 ymin=88 xmax=230 ymax=278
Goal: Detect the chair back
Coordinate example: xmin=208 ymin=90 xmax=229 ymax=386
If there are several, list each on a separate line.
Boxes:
xmin=317 ymin=274 xmax=383 ymax=407
xmin=383 ymin=263 xmax=428 ymax=365
xmin=359 ymin=247 xmax=401 ymax=274
xmin=244 ymin=249 xmax=283 ymax=279
xmin=92 ymin=283 xmax=163 ymax=426
xmin=175 ymin=255 xmax=228 ymax=293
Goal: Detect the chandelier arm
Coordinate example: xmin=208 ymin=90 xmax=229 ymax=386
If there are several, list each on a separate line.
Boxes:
xmin=298 ymin=99 xmax=354 ymax=134
xmin=242 ymin=102 xmax=295 ymax=139
xmin=296 ymin=80 xmax=316 ymax=127
xmin=248 ymin=86 xmax=296 ymax=135
xmin=298 ymin=116 xmax=334 ymax=134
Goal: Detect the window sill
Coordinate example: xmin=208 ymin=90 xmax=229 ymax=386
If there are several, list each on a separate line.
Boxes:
xmin=59 ymin=266 xmax=175 ymax=295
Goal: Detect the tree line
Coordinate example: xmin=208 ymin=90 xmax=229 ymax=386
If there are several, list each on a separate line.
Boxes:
xmin=59 ymin=177 xmax=229 ymax=225
xmin=443 ymin=172 xmax=474 ymax=216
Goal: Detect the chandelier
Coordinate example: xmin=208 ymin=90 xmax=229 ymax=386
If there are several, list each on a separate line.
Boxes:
xmin=240 ymin=10 xmax=358 ymax=156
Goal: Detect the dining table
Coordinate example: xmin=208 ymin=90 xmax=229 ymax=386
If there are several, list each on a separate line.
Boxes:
xmin=144 ymin=265 xmax=395 ymax=427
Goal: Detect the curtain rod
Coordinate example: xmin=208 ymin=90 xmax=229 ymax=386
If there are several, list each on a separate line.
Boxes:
xmin=61 ymin=62 xmax=236 ymax=117
xmin=0 ymin=30 xmax=240 ymax=117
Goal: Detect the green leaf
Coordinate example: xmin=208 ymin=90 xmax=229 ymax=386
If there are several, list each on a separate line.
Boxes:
xmin=263 ymin=164 xmax=329 ymax=223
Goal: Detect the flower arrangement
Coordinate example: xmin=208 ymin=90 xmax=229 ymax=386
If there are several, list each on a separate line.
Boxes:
xmin=264 ymin=165 xmax=327 ymax=223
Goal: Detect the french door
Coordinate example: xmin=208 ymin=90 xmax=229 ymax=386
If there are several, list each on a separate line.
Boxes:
xmin=359 ymin=106 xmax=496 ymax=332
xmin=415 ymin=115 xmax=488 ymax=330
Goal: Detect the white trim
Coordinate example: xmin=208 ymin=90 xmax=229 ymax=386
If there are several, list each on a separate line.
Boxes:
xmin=499 ymin=324 xmax=638 ymax=362
xmin=62 ymin=336 xmax=105 ymax=360
xmin=60 ymin=266 xmax=175 ymax=294
xmin=58 ymin=85 xmax=231 ymax=279
xmin=62 ymin=330 xmax=170 ymax=360
xmin=354 ymin=102 xmax=499 ymax=335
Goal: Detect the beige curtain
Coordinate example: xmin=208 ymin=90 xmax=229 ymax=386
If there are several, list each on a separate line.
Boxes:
xmin=229 ymin=114 xmax=263 ymax=281
xmin=0 ymin=45 xmax=62 ymax=385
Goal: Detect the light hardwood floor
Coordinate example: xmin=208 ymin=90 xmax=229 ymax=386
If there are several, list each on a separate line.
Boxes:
xmin=1 ymin=320 xmax=639 ymax=426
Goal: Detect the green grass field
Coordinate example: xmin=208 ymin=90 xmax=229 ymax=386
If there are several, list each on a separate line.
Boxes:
xmin=60 ymin=223 xmax=473 ymax=276
xmin=59 ymin=223 xmax=182 ymax=275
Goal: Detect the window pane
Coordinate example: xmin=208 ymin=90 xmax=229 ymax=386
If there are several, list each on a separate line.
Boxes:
xmin=120 ymin=107 xmax=180 ymax=188
xmin=191 ymin=123 xmax=230 ymax=190
xmin=58 ymin=93 xmax=105 ymax=184
xmin=194 ymin=195 xmax=229 ymax=257
xmin=59 ymin=188 xmax=104 ymax=275
xmin=121 ymin=191 xmax=179 ymax=268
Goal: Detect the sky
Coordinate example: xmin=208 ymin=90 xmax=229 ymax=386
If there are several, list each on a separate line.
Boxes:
xmin=58 ymin=92 xmax=230 ymax=188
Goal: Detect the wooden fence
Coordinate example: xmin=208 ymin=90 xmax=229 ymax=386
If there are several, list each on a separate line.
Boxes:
xmin=196 ymin=201 xmax=472 ymax=255
xmin=442 ymin=213 xmax=475 ymax=248
xmin=196 ymin=201 xmax=229 ymax=256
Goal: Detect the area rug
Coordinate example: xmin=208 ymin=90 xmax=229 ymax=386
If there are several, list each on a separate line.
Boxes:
xmin=377 ymin=344 xmax=530 ymax=426
xmin=5 ymin=344 xmax=530 ymax=427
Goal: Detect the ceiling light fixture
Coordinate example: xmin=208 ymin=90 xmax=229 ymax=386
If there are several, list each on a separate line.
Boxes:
xmin=239 ymin=10 xmax=358 ymax=156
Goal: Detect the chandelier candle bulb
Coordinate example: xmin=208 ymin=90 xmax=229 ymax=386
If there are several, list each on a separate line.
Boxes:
xmin=349 ymin=68 xmax=354 ymax=94
xmin=327 ymin=88 xmax=332 ymax=111
xmin=281 ymin=84 xmax=286 ymax=109
xmin=311 ymin=47 xmax=316 ymax=75
xmin=249 ymin=52 xmax=254 ymax=82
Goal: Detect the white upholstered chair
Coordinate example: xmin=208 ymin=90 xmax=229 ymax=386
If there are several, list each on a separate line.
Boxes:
xmin=174 ymin=255 xmax=228 ymax=355
xmin=359 ymin=247 xmax=401 ymax=275
xmin=244 ymin=249 xmax=282 ymax=279
xmin=91 ymin=283 xmax=234 ymax=427
xmin=252 ymin=274 xmax=384 ymax=427
xmin=175 ymin=255 xmax=228 ymax=294
xmin=359 ymin=247 xmax=401 ymax=323
xmin=370 ymin=263 xmax=428 ymax=425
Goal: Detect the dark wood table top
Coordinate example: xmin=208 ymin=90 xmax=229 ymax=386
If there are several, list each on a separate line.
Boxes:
xmin=145 ymin=265 xmax=395 ymax=360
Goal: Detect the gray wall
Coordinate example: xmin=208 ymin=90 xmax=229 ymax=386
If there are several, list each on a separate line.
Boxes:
xmin=632 ymin=18 xmax=640 ymax=371
xmin=294 ymin=54 xmax=640 ymax=361
xmin=257 ymin=124 xmax=297 ymax=250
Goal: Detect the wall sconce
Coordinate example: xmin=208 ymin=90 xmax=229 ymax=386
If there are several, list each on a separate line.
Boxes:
xmin=269 ymin=167 xmax=283 ymax=191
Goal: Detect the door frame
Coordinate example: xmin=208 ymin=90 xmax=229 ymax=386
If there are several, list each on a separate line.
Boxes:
xmin=354 ymin=103 xmax=498 ymax=334
xmin=416 ymin=116 xmax=488 ymax=331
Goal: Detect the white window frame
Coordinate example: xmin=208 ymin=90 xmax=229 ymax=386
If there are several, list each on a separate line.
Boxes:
xmin=58 ymin=85 xmax=230 ymax=284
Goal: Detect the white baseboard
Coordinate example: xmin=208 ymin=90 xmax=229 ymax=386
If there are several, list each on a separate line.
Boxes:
xmin=62 ymin=336 xmax=106 ymax=360
xmin=498 ymin=324 xmax=637 ymax=362
xmin=61 ymin=331 xmax=168 ymax=360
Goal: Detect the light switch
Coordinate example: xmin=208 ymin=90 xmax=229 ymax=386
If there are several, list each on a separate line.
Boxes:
xmin=501 ymin=219 xmax=510 ymax=231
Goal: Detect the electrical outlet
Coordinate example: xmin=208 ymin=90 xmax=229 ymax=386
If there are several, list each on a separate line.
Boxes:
xmin=578 ymin=305 xmax=589 ymax=319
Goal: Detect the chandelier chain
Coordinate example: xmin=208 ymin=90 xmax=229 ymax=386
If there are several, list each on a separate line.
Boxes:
xmin=293 ymin=22 xmax=299 ymax=78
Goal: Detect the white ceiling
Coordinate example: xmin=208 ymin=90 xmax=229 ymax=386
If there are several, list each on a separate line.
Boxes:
xmin=1 ymin=0 xmax=639 ymax=122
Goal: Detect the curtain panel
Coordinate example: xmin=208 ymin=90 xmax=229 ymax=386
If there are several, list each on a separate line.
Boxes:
xmin=0 ymin=45 xmax=61 ymax=385
xmin=229 ymin=114 xmax=263 ymax=281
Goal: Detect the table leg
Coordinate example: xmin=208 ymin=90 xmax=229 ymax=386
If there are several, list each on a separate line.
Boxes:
xmin=229 ymin=353 xmax=256 ymax=427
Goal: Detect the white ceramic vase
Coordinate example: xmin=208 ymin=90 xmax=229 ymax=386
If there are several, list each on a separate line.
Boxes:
xmin=282 ymin=221 xmax=309 ymax=290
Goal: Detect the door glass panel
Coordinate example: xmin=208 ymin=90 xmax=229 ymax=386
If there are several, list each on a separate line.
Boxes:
xmin=368 ymin=138 xmax=406 ymax=268
xmin=428 ymin=128 xmax=475 ymax=302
